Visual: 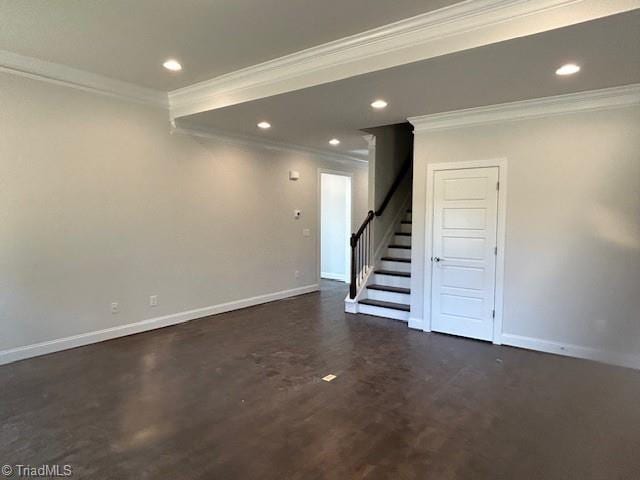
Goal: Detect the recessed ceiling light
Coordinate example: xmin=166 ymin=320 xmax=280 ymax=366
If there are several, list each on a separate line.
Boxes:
xmin=555 ymin=63 xmax=580 ymax=76
xmin=329 ymin=138 xmax=340 ymax=146
xmin=257 ymin=121 xmax=271 ymax=129
xmin=163 ymin=59 xmax=182 ymax=72
xmin=371 ymin=99 xmax=388 ymax=109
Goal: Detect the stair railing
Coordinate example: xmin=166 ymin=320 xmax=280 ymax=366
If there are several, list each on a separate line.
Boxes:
xmin=349 ymin=156 xmax=412 ymax=299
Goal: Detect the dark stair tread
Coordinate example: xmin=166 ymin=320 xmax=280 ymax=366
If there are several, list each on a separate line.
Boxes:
xmin=388 ymin=244 xmax=411 ymax=249
xmin=395 ymin=232 xmax=411 ymax=236
xmin=407 ymin=209 xmax=412 ymax=213
xmin=366 ymin=284 xmax=410 ymax=294
xmin=359 ymin=299 xmax=410 ymax=312
xmin=400 ymin=220 xmax=412 ymax=224
xmin=381 ymin=257 xmax=411 ymax=263
xmin=374 ymin=269 xmax=411 ymax=278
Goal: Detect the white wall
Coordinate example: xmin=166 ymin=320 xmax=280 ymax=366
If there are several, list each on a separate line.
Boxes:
xmin=0 ymin=71 xmax=367 ymax=360
xmin=410 ymin=106 xmax=640 ymax=368
xmin=320 ymin=173 xmax=351 ymax=281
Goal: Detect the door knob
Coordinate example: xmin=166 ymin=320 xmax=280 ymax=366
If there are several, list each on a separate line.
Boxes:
xmin=433 ymin=257 xmax=442 ymax=262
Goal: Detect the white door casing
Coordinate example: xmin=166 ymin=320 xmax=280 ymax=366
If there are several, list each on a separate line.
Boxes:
xmin=318 ymin=169 xmax=353 ymax=283
xmin=430 ymin=167 xmax=499 ymax=341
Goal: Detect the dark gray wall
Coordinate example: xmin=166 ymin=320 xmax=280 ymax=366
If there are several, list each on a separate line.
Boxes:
xmin=365 ymin=123 xmax=413 ymax=255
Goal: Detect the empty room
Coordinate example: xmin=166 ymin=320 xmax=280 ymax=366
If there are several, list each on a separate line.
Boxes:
xmin=1 ymin=1 xmax=639 ymax=478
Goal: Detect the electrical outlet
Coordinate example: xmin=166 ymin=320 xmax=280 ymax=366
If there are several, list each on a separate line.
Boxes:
xmin=111 ymin=302 xmax=119 ymax=314
xmin=302 ymin=228 xmax=311 ymax=237
xmin=295 ymin=270 xmax=300 ymax=279
xmin=149 ymin=295 xmax=158 ymax=307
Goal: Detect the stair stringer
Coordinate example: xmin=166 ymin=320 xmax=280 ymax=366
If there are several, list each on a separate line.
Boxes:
xmin=372 ymin=192 xmax=412 ymax=266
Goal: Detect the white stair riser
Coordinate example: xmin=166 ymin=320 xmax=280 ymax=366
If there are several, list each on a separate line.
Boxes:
xmin=399 ymin=223 xmax=412 ymax=233
xmin=380 ymin=260 xmax=411 ymax=272
xmin=387 ymin=247 xmax=411 ymax=259
xmin=366 ymin=289 xmax=410 ymax=304
xmin=372 ymin=274 xmax=410 ymax=288
xmin=393 ymin=235 xmax=411 ymax=246
xmin=358 ymin=304 xmax=409 ymax=321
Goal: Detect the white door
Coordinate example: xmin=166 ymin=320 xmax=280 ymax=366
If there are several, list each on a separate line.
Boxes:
xmin=431 ymin=167 xmax=499 ymax=341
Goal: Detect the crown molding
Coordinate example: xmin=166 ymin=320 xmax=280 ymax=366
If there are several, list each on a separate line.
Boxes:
xmin=362 ymin=134 xmax=376 ymax=148
xmin=168 ymin=0 xmax=640 ymax=119
xmin=408 ymin=84 xmax=640 ymax=132
xmin=170 ymin=123 xmax=368 ymax=166
xmin=0 ymin=50 xmax=168 ymax=108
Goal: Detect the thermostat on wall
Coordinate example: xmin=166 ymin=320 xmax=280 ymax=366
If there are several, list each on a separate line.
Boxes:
xmin=289 ymin=170 xmax=300 ymax=180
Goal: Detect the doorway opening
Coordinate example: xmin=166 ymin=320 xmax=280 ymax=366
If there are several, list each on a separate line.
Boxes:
xmin=320 ymin=171 xmax=352 ymax=284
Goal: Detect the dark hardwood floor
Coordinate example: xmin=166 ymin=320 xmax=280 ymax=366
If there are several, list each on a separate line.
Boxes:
xmin=2 ymin=280 xmax=639 ymax=479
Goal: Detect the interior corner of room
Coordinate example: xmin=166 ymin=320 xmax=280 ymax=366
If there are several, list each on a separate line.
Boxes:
xmin=1 ymin=1 xmax=640 ymax=477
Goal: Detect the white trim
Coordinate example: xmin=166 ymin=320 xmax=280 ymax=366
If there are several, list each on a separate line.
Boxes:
xmin=502 ymin=334 xmax=640 ymax=370
xmin=0 ymin=50 xmax=168 ymax=108
xmin=362 ymin=135 xmax=376 ymax=148
xmin=321 ymin=272 xmax=347 ymax=282
xmin=0 ymin=284 xmax=319 ymax=366
xmin=421 ymin=158 xmax=507 ymax=344
xmin=409 ymin=84 xmax=640 ymax=132
xmin=343 ymin=266 xmax=375 ymax=313
xmin=357 ymin=303 xmax=410 ymax=322
xmin=167 ymin=0 xmax=639 ymax=118
xmin=344 ymin=297 xmax=359 ymax=314
xmin=172 ymin=124 xmax=367 ymax=166
xmin=408 ymin=317 xmax=424 ymax=330
xmin=493 ymin=161 xmax=507 ymax=345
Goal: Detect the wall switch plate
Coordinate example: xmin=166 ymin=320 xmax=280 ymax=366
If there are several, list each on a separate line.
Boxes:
xmin=302 ymin=228 xmax=311 ymax=237
xmin=295 ymin=270 xmax=300 ymax=279
xmin=149 ymin=295 xmax=158 ymax=307
xmin=111 ymin=302 xmax=119 ymax=314
xmin=293 ymin=209 xmax=301 ymax=219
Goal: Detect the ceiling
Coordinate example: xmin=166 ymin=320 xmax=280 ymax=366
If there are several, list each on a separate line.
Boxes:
xmin=179 ymin=10 xmax=640 ymax=159
xmin=0 ymin=0 xmax=462 ymax=90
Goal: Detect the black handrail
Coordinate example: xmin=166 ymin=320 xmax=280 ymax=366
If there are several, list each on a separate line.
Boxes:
xmin=349 ymin=154 xmax=412 ymax=299
xmin=375 ymin=157 xmax=412 ymax=216
xmin=354 ymin=210 xmax=375 ymax=239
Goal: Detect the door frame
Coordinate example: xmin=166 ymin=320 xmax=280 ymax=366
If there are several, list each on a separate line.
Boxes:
xmin=317 ymin=168 xmax=354 ymax=283
xmin=423 ymin=158 xmax=507 ymax=344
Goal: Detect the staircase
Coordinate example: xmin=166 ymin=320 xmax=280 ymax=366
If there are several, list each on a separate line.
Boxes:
xmin=345 ymin=153 xmax=413 ymax=321
xmin=356 ymin=208 xmax=412 ymax=321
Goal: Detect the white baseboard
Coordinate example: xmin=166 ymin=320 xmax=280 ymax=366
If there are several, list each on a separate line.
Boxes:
xmin=321 ymin=272 xmax=347 ymax=282
xmin=0 ymin=284 xmax=319 ymax=366
xmin=408 ymin=317 xmax=425 ymax=330
xmin=501 ymin=333 xmax=640 ymax=370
